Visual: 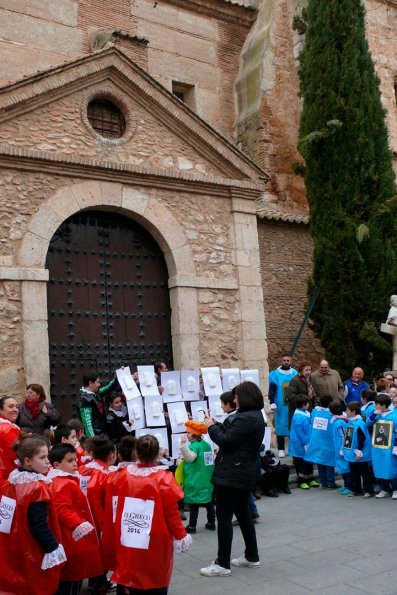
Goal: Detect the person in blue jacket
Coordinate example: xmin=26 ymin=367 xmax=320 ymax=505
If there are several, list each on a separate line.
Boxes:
xmin=268 ymin=353 xmax=298 ymax=458
xmin=360 ymin=389 xmax=376 ymax=423
xmin=304 ymin=394 xmax=337 ymax=488
xmin=367 ymin=394 xmax=397 ymax=498
xmin=329 ymin=401 xmax=353 ymax=495
xmin=289 ymin=395 xmax=319 ymax=489
xmin=342 ymin=401 xmax=373 ymax=498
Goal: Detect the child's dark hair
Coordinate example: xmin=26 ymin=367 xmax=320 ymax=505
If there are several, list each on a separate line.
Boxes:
xmin=319 ymin=394 xmax=333 ymax=408
xmin=375 ymin=394 xmax=391 ymax=408
xmin=361 ymin=389 xmax=376 ymax=403
xmin=67 ymin=418 xmax=83 ymax=435
xmin=220 ymin=391 xmax=235 ymax=408
xmin=108 ymin=392 xmax=123 ymax=405
xmin=13 ymin=435 xmax=48 ymax=462
xmin=329 ymin=401 xmax=344 ymax=416
xmin=296 ymin=394 xmax=310 ymax=408
xmin=136 ymin=435 xmax=159 ymax=464
xmin=54 ymin=423 xmax=74 ymax=444
xmin=117 ymin=435 xmax=137 ymax=463
xmin=82 ymin=372 xmax=99 ymax=387
xmin=90 ymin=436 xmax=116 ymax=461
xmin=346 ymin=401 xmax=361 ymax=416
xmin=232 ymin=382 xmax=264 ymax=412
xmin=49 ymin=443 xmax=76 ymax=465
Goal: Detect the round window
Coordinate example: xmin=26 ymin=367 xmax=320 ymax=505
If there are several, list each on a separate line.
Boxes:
xmin=87 ymin=98 xmax=126 ymax=139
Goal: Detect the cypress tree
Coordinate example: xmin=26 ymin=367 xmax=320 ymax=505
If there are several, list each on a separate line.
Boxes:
xmin=297 ymin=0 xmax=397 ymax=378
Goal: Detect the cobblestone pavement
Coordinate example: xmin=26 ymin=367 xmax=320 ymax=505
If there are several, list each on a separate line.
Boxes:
xmin=169 ymin=487 xmax=397 ymax=595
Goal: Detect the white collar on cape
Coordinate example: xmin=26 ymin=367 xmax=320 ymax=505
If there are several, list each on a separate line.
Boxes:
xmin=8 ymin=468 xmax=51 ymax=485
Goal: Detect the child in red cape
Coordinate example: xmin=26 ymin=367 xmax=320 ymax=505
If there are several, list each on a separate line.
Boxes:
xmin=102 ymin=435 xmax=137 ymax=571
xmin=48 ymin=443 xmax=103 ymax=594
xmin=112 ymin=434 xmax=192 ymax=594
xmin=66 ymin=418 xmax=85 ymax=467
xmin=0 ymin=396 xmax=21 ymax=487
xmin=0 ymin=435 xmax=66 ymax=595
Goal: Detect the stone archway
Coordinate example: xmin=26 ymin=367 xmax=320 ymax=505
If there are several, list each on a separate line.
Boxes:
xmin=18 ymin=180 xmax=200 ymax=396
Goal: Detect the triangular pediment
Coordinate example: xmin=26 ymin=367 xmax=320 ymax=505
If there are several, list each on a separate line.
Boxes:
xmin=0 ymin=48 xmax=266 ymax=183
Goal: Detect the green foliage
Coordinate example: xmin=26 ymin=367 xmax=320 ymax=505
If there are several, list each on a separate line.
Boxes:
xmin=297 ymin=0 xmax=397 ymax=378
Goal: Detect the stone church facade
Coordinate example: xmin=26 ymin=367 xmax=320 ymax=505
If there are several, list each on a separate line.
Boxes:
xmin=0 ymin=0 xmax=396 ymax=406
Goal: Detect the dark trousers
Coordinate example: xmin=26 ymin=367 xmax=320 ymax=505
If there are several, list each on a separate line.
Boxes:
xmin=350 ymin=461 xmax=373 ymax=494
xmin=215 ymin=484 xmax=259 ymax=569
xmin=277 ymin=435 xmax=285 ymax=450
xmin=317 ymin=464 xmax=336 ymax=488
xmin=55 ymin=581 xmax=82 ymax=595
xmin=188 ymin=502 xmax=216 ymax=527
xmin=293 ymin=457 xmax=313 ymax=483
xmin=342 ymin=472 xmax=354 ymax=491
xmin=116 ymin=587 xmax=167 ymax=595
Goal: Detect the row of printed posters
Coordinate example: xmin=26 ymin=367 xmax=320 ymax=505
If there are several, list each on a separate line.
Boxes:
xmin=116 ymin=366 xmax=270 ymax=459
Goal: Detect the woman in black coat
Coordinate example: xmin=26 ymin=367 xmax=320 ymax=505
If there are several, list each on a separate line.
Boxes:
xmin=17 ymin=383 xmax=61 ymax=434
xmin=200 ymin=381 xmax=265 ymax=577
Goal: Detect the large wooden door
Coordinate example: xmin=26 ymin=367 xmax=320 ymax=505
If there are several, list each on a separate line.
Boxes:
xmin=46 ymin=210 xmax=172 ymax=419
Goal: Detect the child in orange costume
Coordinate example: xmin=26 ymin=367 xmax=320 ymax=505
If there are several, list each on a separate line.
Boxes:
xmin=0 ymin=435 xmax=66 ymax=595
xmin=0 ymin=396 xmax=20 ymax=487
xmin=48 ymin=444 xmax=103 ymax=595
xmin=112 ymin=434 xmax=192 ymax=594
xmin=101 ymin=435 xmax=137 ymax=571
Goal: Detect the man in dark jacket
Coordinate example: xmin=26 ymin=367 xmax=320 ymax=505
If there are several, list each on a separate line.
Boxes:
xmin=78 ymin=372 xmax=116 ymax=437
xmin=200 ymin=381 xmax=265 ymax=578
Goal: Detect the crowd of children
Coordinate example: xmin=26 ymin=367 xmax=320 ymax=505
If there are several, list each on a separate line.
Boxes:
xmin=289 ymin=387 xmax=397 ymax=498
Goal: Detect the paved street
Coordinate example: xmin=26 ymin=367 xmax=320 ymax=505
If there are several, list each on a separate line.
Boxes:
xmin=170 ymin=488 xmax=397 ymax=595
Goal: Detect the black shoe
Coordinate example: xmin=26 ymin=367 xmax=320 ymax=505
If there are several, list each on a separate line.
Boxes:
xmin=252 ymin=512 xmax=260 ymax=520
xmin=264 ymin=489 xmax=279 ymax=498
xmin=283 ymin=487 xmax=292 ymax=494
xmin=205 ymin=522 xmax=216 ymax=530
xmin=185 ymin=525 xmax=197 ymax=534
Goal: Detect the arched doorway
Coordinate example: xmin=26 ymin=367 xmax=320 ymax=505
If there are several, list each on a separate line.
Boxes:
xmin=46 ymin=210 xmax=172 ymax=418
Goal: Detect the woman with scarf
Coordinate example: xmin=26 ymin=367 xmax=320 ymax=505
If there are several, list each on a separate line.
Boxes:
xmin=286 ymin=360 xmax=316 ymax=429
xmin=17 ymin=383 xmax=61 ymax=434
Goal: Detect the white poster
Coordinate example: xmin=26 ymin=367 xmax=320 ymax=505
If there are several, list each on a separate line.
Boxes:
xmin=137 ymin=366 xmax=159 ymax=396
xmin=112 ymin=495 xmax=118 ymax=523
xmin=171 ymin=433 xmax=186 ymax=460
xmin=263 ymin=426 xmax=272 ymax=451
xmin=79 ymin=475 xmax=90 ymax=496
xmin=190 ymin=400 xmax=208 ymax=422
xmin=120 ymin=497 xmax=154 ymax=550
xmin=240 ymin=369 xmax=260 ymax=387
xmin=161 ymin=371 xmax=183 ymax=403
xmin=181 ymin=370 xmax=200 ymax=401
xmin=116 ymin=366 xmax=141 ymax=400
xmin=167 ymin=402 xmax=188 ymax=433
xmin=221 ymin=368 xmax=240 ymax=392
xmin=144 ymin=395 xmax=166 ymax=427
xmin=201 ymin=367 xmax=222 ymax=396
xmin=135 ymin=427 xmax=169 ymax=453
xmin=0 ymin=495 xmax=16 ymax=534
xmin=126 ymin=397 xmax=146 ymax=430
xmin=313 ymin=417 xmax=328 ymax=431
xmin=208 ymin=395 xmax=226 ymax=422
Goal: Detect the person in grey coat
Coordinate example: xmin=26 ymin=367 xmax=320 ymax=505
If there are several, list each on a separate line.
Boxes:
xmin=17 ymin=383 xmax=61 ymax=434
xmin=200 ymin=381 xmax=265 ymax=577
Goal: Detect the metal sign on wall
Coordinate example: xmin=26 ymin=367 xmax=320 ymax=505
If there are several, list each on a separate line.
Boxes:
xmin=46 ymin=210 xmax=172 ymax=419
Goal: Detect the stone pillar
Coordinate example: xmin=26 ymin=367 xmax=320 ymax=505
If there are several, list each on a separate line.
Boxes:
xmin=230 ymin=190 xmax=269 ymax=389
xmin=169 ymin=285 xmax=200 ymax=370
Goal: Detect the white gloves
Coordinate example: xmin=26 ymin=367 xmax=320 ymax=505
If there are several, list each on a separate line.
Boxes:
xmin=270 ymin=404 xmax=277 ymax=411
xmin=354 ymin=449 xmax=363 ymax=459
xmin=72 ymin=521 xmax=95 ymax=541
xmin=174 ymin=533 xmax=193 ymax=554
xmin=392 ymin=446 xmax=397 ymax=456
xmin=41 ymin=544 xmax=67 ymax=570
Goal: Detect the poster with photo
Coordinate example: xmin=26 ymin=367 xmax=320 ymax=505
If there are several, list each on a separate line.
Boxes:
xmin=126 ymin=397 xmax=146 ymax=430
xmin=240 ymin=369 xmax=260 ymax=387
xmin=116 ymin=366 xmax=141 ymax=400
xmin=135 ymin=427 xmax=169 ymax=452
xmin=208 ymin=395 xmax=225 ymax=422
xmin=190 ymin=400 xmax=208 ymax=422
xmin=137 ymin=365 xmax=159 ymax=396
xmin=161 ymin=371 xmax=183 ymax=403
xmin=167 ymin=402 xmax=188 ymax=433
xmin=372 ymin=420 xmax=392 ymax=449
xmin=181 ymin=370 xmax=200 ymax=401
xmin=221 ymin=368 xmax=240 ymax=392
xmin=144 ymin=395 xmax=166 ymax=427
xmin=201 ymin=367 xmax=222 ymax=396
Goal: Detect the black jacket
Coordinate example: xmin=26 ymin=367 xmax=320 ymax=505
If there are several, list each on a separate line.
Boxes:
xmin=209 ymin=410 xmax=265 ymax=490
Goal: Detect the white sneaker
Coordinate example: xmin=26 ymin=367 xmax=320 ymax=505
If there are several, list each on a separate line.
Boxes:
xmin=200 ymin=562 xmax=231 ymax=577
xmin=392 ymin=491 xmax=397 ymax=500
xmin=375 ymin=490 xmax=389 ymax=498
xmin=231 ymin=555 xmax=261 ymax=568
xmin=278 ymin=450 xmax=285 ymax=458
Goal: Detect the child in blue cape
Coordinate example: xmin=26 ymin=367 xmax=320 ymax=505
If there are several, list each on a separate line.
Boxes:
xmin=289 ymin=395 xmax=319 ymax=489
xmin=304 ymin=394 xmax=337 ymax=488
xmin=360 ymin=389 xmax=376 ymax=424
xmin=329 ymin=401 xmax=354 ymax=495
xmin=367 ymin=394 xmax=397 ymax=499
xmin=342 ymin=401 xmax=373 ymax=498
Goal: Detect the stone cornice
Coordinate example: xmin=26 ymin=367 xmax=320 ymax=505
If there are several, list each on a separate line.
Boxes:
xmin=162 ymin=0 xmax=258 ymax=26
xmin=0 ymin=48 xmax=267 ymax=182
xmin=0 ymin=267 xmax=49 ymax=282
xmin=0 ymin=145 xmax=264 ymax=199
xmin=168 ymin=275 xmax=238 ymax=290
